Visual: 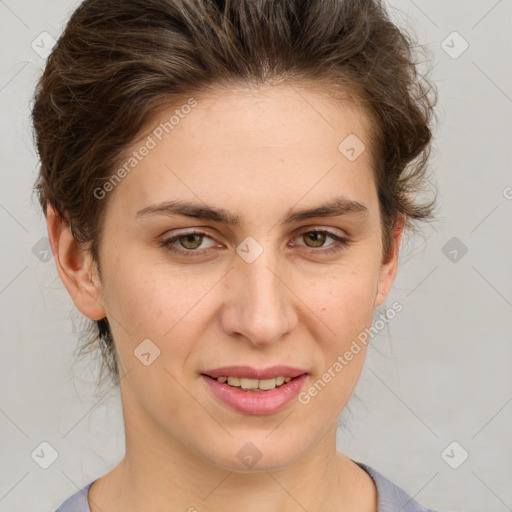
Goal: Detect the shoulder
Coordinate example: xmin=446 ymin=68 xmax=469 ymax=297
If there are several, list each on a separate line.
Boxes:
xmin=54 ymin=481 xmax=94 ymax=512
xmin=356 ymin=462 xmax=441 ymax=512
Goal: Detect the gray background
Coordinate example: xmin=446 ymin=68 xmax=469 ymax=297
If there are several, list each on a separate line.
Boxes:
xmin=1 ymin=1 xmax=511 ymax=511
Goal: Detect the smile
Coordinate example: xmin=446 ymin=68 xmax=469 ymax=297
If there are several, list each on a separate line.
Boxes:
xmin=201 ymin=367 xmax=309 ymax=415
xmin=213 ymin=375 xmax=293 ymax=391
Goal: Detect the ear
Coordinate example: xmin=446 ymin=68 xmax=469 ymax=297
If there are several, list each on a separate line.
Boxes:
xmin=374 ymin=215 xmax=405 ymax=308
xmin=46 ymin=203 xmax=106 ymax=321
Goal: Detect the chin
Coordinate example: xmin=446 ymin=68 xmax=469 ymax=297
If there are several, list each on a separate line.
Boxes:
xmin=198 ymin=435 xmax=307 ymax=473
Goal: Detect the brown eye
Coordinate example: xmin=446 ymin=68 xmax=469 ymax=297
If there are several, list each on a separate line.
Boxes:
xmin=293 ymin=229 xmax=351 ymax=255
xmin=178 ymin=233 xmax=204 ymax=250
xmin=160 ymin=230 xmax=219 ymax=255
xmin=303 ymin=231 xmax=327 ymax=248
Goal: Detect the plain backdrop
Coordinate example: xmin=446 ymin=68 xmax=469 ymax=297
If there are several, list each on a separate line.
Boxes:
xmin=0 ymin=1 xmax=511 ymax=511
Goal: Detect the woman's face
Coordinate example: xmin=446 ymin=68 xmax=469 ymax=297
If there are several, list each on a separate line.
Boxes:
xmin=83 ymin=82 xmax=401 ymax=471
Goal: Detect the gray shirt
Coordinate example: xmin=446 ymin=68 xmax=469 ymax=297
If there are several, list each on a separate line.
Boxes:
xmin=55 ymin=461 xmax=440 ymax=511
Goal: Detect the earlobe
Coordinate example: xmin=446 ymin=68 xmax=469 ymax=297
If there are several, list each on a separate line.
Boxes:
xmin=374 ymin=215 xmax=405 ymax=308
xmin=46 ymin=203 xmax=106 ymax=321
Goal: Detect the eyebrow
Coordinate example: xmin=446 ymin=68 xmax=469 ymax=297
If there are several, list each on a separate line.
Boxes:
xmin=135 ymin=196 xmax=369 ymax=225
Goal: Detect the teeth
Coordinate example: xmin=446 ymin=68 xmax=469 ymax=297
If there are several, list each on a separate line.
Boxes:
xmin=217 ymin=376 xmax=293 ymax=390
xmin=227 ymin=376 xmax=240 ymax=387
xmin=240 ymin=378 xmax=259 ymax=389
xmin=258 ymin=378 xmax=277 ymax=390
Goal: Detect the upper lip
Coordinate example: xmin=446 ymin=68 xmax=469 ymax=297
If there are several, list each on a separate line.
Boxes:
xmin=202 ymin=365 xmax=308 ymax=380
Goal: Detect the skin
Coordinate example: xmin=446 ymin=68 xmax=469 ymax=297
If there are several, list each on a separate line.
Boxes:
xmin=47 ymin=81 xmax=404 ymax=512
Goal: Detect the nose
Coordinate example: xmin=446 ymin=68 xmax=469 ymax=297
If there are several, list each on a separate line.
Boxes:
xmin=220 ymin=247 xmax=298 ymax=347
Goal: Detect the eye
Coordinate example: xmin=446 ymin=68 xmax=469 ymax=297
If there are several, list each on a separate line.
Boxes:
xmin=293 ymin=229 xmax=350 ymax=255
xmin=160 ymin=230 xmax=220 ymax=255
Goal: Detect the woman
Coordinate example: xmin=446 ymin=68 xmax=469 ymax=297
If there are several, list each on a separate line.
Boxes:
xmin=32 ymin=0 xmax=440 ymax=510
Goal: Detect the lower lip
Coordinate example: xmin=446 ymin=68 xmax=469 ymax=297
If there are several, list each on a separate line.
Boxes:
xmin=201 ymin=374 xmax=308 ymax=415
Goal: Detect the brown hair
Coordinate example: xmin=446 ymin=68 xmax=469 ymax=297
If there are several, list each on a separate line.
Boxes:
xmin=31 ymin=0 xmax=438 ymax=388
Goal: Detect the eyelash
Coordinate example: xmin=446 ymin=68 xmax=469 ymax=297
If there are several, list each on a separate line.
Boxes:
xmin=159 ymin=228 xmax=351 ymax=257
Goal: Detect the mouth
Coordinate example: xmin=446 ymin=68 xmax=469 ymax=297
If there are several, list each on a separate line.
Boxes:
xmin=200 ymin=365 xmax=309 ymax=415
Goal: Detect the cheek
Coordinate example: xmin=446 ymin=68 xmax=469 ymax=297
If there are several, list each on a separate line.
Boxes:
xmin=102 ymin=247 xmax=190 ymax=323
xmin=104 ymin=268 xmax=211 ymax=412
xmin=102 ymin=260 xmax=223 ymax=364
xmin=308 ymin=267 xmax=379 ymax=344
xmin=295 ymin=272 xmax=376 ymax=421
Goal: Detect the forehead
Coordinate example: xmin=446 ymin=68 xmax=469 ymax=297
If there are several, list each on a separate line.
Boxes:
xmin=105 ymin=82 xmax=378 ymax=222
